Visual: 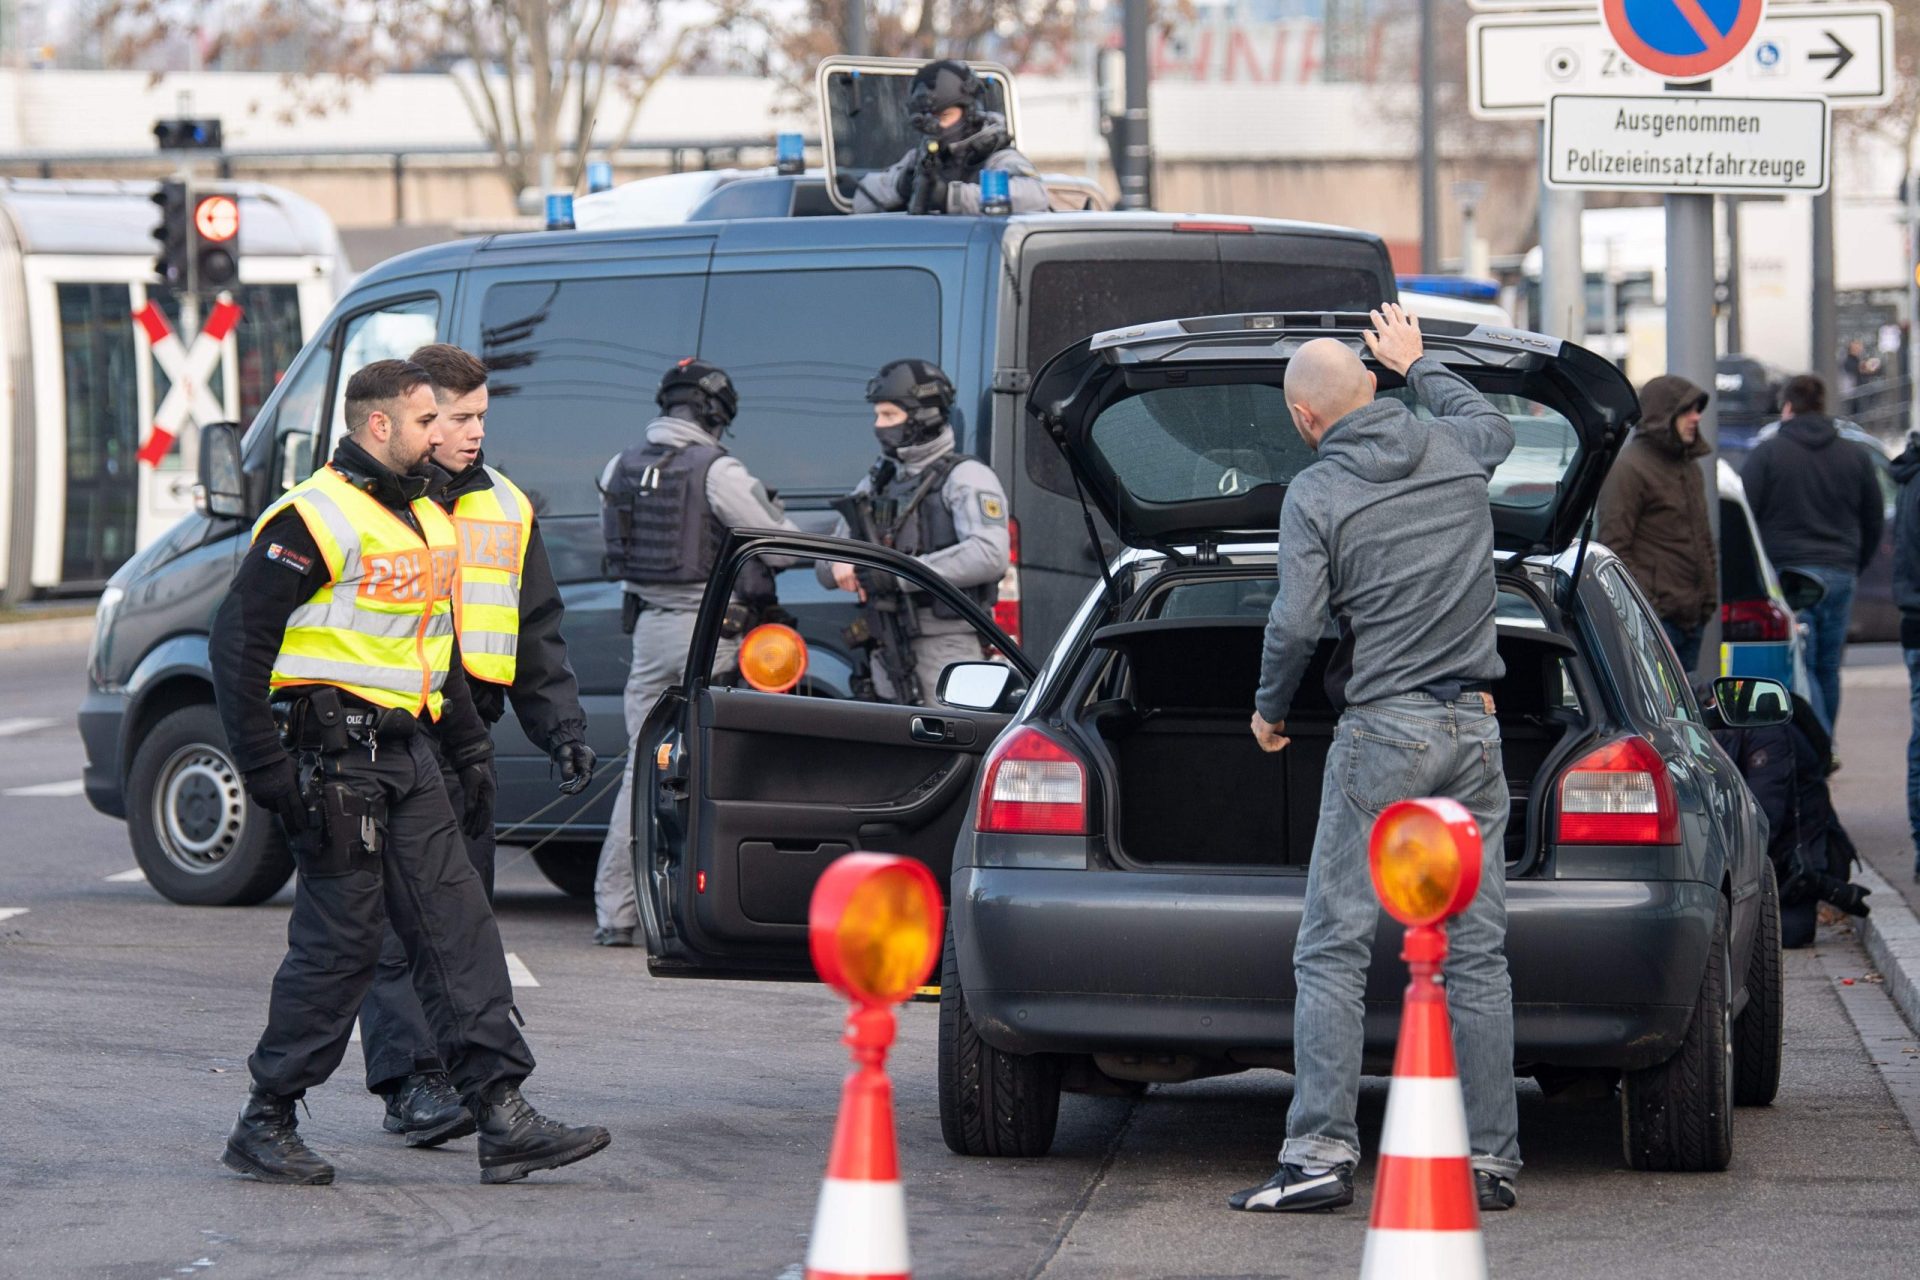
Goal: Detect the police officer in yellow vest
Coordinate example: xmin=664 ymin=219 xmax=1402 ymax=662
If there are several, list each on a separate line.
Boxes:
xmin=211 ymin=359 xmax=609 ymax=1185
xmin=351 ymin=344 xmax=596 ymax=1147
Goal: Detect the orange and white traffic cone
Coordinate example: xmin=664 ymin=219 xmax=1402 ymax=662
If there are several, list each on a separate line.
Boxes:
xmin=1359 ymin=922 xmax=1487 ymax=1280
xmin=803 ymin=1004 xmax=912 ymax=1280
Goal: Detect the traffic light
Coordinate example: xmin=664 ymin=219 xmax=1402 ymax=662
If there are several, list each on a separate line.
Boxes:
xmin=153 ymin=117 xmax=223 ymax=151
xmin=150 ymin=180 xmax=190 ymax=290
xmin=190 ymin=190 xmax=241 ymax=291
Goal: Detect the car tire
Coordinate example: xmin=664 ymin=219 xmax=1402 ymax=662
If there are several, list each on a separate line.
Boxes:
xmin=1733 ymin=860 xmax=1784 ymax=1106
xmin=530 ymin=842 xmax=598 ymax=899
xmin=938 ymin=927 xmax=1061 ymax=1157
xmin=126 ymin=703 xmax=293 ymax=907
xmin=1621 ymin=896 xmax=1734 ymax=1172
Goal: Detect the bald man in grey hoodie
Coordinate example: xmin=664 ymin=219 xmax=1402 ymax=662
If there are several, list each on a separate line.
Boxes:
xmin=1231 ymin=305 xmax=1522 ymax=1216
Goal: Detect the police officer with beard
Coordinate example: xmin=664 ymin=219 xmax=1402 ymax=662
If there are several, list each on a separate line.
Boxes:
xmin=821 ymin=359 xmax=1010 ymax=702
xmin=591 ymin=359 xmax=800 ymax=947
xmin=853 ymin=59 xmax=1049 ymax=216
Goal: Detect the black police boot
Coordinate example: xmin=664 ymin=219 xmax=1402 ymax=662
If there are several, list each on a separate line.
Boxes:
xmin=1227 ymin=1162 xmax=1355 ymax=1213
xmin=1476 ymin=1170 xmax=1517 ymax=1212
xmin=383 ymin=1071 xmax=477 ymax=1148
xmin=222 ymin=1090 xmax=335 ymax=1185
xmin=474 ymin=1083 xmax=611 ymax=1184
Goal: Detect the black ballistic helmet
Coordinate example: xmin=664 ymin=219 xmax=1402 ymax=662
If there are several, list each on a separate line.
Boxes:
xmin=867 ymin=358 xmax=955 ymax=441
xmin=657 ymin=357 xmax=739 ymax=431
xmin=909 ymin=60 xmax=984 ymax=135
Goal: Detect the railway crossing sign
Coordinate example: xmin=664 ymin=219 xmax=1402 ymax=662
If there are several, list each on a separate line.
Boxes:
xmin=134 ymin=296 xmax=243 ymax=467
xmin=1603 ymin=0 xmax=1767 ymax=81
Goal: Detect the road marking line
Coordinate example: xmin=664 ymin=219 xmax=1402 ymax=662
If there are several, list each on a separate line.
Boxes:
xmin=3 ymin=779 xmax=84 ymax=797
xmin=0 ymin=717 xmax=56 ymax=738
xmin=106 ymin=868 xmax=147 ymax=883
xmin=0 ymin=908 xmax=28 ymax=923
xmin=505 ymin=952 xmax=540 ymax=988
xmin=349 ymin=1017 xmax=362 ymax=1044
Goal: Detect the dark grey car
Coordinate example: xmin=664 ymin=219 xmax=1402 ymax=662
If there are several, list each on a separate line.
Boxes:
xmin=635 ymin=315 xmax=1787 ymax=1175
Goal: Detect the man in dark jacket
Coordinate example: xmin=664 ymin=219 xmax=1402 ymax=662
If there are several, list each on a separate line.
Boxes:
xmin=1893 ymin=432 xmax=1920 ymax=880
xmin=1742 ymin=374 xmax=1885 ymax=732
xmin=852 ymin=59 xmax=1048 ymax=215
xmin=1597 ymin=375 xmax=1716 ymax=670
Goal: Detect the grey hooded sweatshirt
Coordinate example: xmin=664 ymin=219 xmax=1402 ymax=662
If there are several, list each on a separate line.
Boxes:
xmin=1255 ymin=358 xmax=1517 ymax=724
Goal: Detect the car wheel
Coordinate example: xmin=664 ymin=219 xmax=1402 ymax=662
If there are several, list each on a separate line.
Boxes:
xmin=530 ymin=842 xmax=597 ymax=899
xmin=1621 ymin=896 xmax=1734 ymax=1171
xmin=938 ymin=927 xmax=1061 ymax=1157
xmin=126 ymin=703 xmax=293 ymax=907
xmin=1734 ymin=860 xmax=1784 ymax=1106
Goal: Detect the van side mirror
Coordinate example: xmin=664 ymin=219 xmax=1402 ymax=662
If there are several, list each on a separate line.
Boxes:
xmin=195 ymin=422 xmax=248 ymax=520
xmin=1775 ymin=568 xmax=1827 ymax=614
xmin=1712 ymin=677 xmax=1792 ymax=729
xmin=938 ymin=661 xmax=1022 ymax=712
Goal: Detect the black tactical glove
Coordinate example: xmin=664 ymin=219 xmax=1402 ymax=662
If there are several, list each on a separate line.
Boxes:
xmin=243 ymin=756 xmax=309 ymax=832
xmin=457 ymin=761 xmax=496 ymax=840
xmin=551 ymin=741 xmax=596 ymax=796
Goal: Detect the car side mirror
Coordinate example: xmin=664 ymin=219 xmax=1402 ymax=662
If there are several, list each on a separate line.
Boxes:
xmin=194 ymin=421 xmax=248 ymax=520
xmin=937 ymin=661 xmax=1021 ymax=713
xmin=1712 ymin=676 xmax=1792 ymax=729
xmin=1775 ymin=567 xmax=1827 ymax=614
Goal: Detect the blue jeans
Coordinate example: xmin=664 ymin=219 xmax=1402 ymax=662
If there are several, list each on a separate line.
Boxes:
xmin=1906 ymin=648 xmax=1920 ymax=876
xmin=1785 ymin=564 xmax=1857 ymax=733
xmin=1283 ymin=694 xmax=1521 ymax=1178
xmin=1659 ymin=619 xmax=1703 ymax=673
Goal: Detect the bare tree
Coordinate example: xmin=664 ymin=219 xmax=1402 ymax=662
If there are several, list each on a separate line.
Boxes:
xmin=760 ymin=0 xmax=1089 ymax=88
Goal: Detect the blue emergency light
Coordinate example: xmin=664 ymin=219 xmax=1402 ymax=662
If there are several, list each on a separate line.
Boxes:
xmin=1395 ymin=275 xmax=1500 ymax=302
xmin=980 ymin=169 xmax=1011 ymax=216
xmin=545 ymin=193 xmax=575 ymax=231
xmin=587 ymin=162 xmax=614 ymax=193
xmin=776 ymin=133 xmax=806 ymax=176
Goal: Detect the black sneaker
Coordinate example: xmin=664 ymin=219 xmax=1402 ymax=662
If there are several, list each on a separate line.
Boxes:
xmin=593 ymin=926 xmax=635 ymax=948
xmin=383 ymin=1071 xmax=476 ymax=1148
xmin=1227 ymin=1162 xmax=1355 ymax=1213
xmin=475 ymin=1083 xmax=611 ymax=1184
xmin=1476 ymin=1170 xmax=1516 ymax=1212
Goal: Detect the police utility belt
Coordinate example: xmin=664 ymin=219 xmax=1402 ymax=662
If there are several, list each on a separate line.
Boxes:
xmin=271 ymin=687 xmax=419 ymax=758
xmin=269 ymin=689 xmax=414 ymax=876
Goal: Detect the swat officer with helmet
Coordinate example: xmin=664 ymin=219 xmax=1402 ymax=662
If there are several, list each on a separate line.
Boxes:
xmin=853 ymin=58 xmax=1049 ymax=216
xmin=592 ymin=358 xmax=800 ymax=947
xmin=821 ymin=359 xmax=1011 ymax=702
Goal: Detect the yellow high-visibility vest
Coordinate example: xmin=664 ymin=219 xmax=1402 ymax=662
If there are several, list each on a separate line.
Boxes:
xmin=252 ymin=464 xmax=459 ymax=720
xmin=449 ymin=465 xmax=533 ymax=686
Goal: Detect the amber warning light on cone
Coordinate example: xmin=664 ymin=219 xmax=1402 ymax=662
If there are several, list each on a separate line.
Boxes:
xmin=738 ymin=622 xmax=808 ymax=693
xmin=1369 ymin=798 xmax=1482 ymax=927
xmin=810 ymin=853 xmax=942 ymax=1006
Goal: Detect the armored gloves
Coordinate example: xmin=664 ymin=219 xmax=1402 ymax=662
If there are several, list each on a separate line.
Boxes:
xmin=243 ymin=755 xmax=310 ymax=832
xmin=550 ymin=741 xmax=596 ymax=796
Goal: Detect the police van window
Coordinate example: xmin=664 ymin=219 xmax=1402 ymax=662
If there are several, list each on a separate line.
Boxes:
xmin=699 ymin=268 xmax=941 ymax=492
xmin=479 ymin=274 xmax=707 ymax=523
xmin=327 ymin=297 xmax=440 ymax=446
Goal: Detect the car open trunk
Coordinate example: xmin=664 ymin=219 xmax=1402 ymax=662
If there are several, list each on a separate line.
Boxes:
xmin=1080 ymin=616 xmax=1588 ymax=868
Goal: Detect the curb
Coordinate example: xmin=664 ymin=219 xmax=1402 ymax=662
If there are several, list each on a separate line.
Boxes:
xmin=0 ymin=616 xmax=96 ymax=652
xmin=1856 ymin=861 xmax=1920 ymax=1036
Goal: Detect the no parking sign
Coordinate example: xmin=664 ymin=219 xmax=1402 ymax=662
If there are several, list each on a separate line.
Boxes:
xmin=1604 ymin=0 xmax=1767 ymax=81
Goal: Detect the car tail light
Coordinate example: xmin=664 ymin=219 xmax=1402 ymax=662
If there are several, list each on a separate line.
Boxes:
xmin=1556 ymin=736 xmax=1680 ymax=845
xmin=1173 ymin=221 xmax=1253 ymax=233
xmin=992 ymin=517 xmax=1022 ymax=646
xmin=976 ymin=726 xmax=1088 ymax=835
xmin=1720 ymin=599 xmax=1791 ymax=642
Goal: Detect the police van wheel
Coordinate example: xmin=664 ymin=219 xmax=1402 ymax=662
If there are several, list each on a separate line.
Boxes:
xmin=530 ymin=843 xmax=597 ymax=899
xmin=127 ymin=704 xmax=294 ymax=907
xmin=1620 ymin=897 xmax=1734 ymax=1172
xmin=937 ymin=927 xmax=1061 ymax=1157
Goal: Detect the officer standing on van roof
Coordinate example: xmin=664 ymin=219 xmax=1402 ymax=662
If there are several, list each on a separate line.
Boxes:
xmin=352 ymin=343 xmax=595 ymax=1148
xmin=210 ymin=358 xmax=609 ymax=1186
xmin=821 ymin=359 xmax=1010 ymax=702
xmin=852 ymin=59 xmax=1049 ymax=216
xmin=592 ymin=358 xmax=801 ymax=947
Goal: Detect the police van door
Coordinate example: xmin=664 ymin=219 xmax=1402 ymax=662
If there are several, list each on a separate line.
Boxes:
xmin=635 ymin=530 xmax=1033 ymax=981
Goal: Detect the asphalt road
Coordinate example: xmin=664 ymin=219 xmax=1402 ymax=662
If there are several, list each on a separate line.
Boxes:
xmin=3 ymin=642 xmax=1919 ymax=1279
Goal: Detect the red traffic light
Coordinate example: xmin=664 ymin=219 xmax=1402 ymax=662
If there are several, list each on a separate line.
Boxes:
xmin=193 ymin=195 xmax=239 ymax=244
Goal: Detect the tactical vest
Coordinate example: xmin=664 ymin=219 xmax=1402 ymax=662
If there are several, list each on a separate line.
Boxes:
xmin=868 ymin=453 xmax=996 ymax=616
xmin=449 ymin=465 xmax=533 ymax=686
xmin=252 ymin=465 xmax=459 ymax=720
xmin=601 ymin=440 xmax=727 ymax=586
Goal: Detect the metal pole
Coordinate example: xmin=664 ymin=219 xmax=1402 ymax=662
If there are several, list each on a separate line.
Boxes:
xmin=844 ymin=0 xmax=867 ymax=57
xmin=1812 ymin=188 xmax=1838 ymax=388
xmin=1537 ymin=126 xmax=1586 ymax=342
xmin=1723 ymin=195 xmax=1742 ymax=355
xmin=1667 ymin=192 xmax=1719 ymax=677
xmin=1420 ymin=0 xmax=1438 ymax=272
xmin=1121 ymin=0 xmax=1151 ymax=209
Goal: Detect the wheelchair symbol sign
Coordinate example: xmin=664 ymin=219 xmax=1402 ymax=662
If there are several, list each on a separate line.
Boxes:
xmin=1603 ymin=0 xmax=1768 ymax=81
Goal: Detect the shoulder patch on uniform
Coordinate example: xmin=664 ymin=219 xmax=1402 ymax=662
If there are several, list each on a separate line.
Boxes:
xmin=264 ymin=542 xmax=314 ymax=574
xmin=978 ymin=493 xmax=1007 ymax=522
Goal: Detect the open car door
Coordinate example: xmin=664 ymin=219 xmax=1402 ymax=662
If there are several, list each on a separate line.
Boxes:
xmin=635 ymin=530 xmax=1035 ymax=981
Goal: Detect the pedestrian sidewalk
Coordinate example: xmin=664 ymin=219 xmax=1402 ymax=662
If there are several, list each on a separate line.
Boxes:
xmin=1834 ymin=657 xmax=1920 ymax=1035
xmin=0 ymin=613 xmax=97 ymax=652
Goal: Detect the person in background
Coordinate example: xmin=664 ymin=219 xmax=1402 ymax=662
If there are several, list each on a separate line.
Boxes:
xmin=1596 ymin=376 xmax=1716 ymax=671
xmin=1893 ymin=429 xmax=1920 ymax=881
xmin=852 ymin=59 xmax=1048 ymax=216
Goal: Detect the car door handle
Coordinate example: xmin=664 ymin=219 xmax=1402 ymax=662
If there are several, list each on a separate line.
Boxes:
xmin=910 ymin=715 xmax=949 ymax=744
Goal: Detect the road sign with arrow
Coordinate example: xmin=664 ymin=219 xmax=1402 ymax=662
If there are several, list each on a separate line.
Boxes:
xmin=1470 ymin=2 xmax=1892 ymax=118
